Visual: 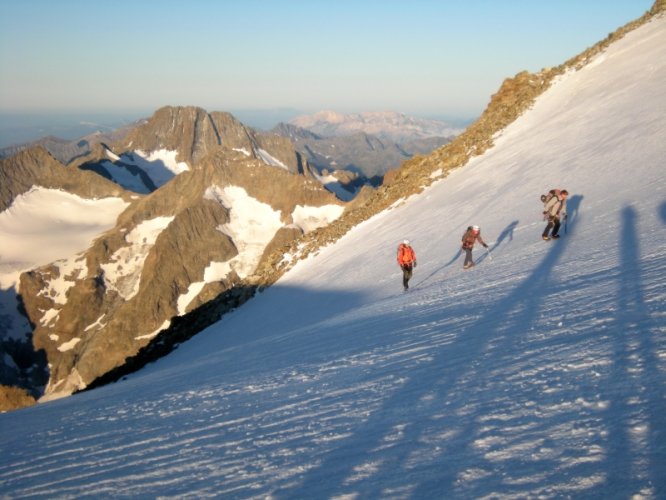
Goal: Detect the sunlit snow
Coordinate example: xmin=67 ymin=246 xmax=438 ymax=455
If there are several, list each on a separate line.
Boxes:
xmin=0 ymin=187 xmax=128 ymax=289
xmin=179 ymin=186 xmax=345 ymax=315
xmin=292 ymin=204 xmax=345 ymax=233
xmin=100 ymin=216 xmax=175 ymax=300
xmin=255 ymin=147 xmax=289 ymax=170
xmin=0 ymin=188 xmax=128 ymax=340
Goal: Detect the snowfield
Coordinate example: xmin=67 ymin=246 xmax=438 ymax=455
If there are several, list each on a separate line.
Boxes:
xmin=1 ymin=15 xmax=665 ymax=499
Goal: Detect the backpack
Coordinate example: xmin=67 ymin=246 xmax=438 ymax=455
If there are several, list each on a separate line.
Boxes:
xmin=540 ymin=189 xmax=560 ymax=206
xmin=397 ymin=244 xmax=414 ymax=265
xmin=462 ymin=227 xmax=479 ymax=248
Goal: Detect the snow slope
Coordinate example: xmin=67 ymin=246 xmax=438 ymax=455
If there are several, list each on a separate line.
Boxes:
xmin=1 ymin=15 xmax=665 ymax=499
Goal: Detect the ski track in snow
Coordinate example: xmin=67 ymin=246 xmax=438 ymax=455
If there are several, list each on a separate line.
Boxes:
xmin=1 ymin=15 xmax=666 ymax=500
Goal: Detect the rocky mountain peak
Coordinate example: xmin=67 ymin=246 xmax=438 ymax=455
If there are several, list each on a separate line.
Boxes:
xmin=7 ymin=119 xmax=346 ymax=400
xmin=0 ymin=146 xmax=131 ymax=212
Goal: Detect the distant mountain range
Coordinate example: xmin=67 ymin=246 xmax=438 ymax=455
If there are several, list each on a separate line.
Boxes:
xmin=290 ymin=110 xmax=462 ymax=142
xmin=0 ymin=122 xmax=138 ymax=165
xmin=272 ymin=111 xmax=463 ymax=182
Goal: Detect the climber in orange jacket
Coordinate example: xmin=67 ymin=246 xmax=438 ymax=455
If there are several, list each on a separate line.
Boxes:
xmin=397 ymin=240 xmax=417 ymax=291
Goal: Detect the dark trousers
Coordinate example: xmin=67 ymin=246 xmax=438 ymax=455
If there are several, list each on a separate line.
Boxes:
xmin=463 ymin=247 xmax=474 ymax=267
xmin=543 ymin=216 xmax=561 ymax=237
xmin=401 ymin=264 xmax=413 ymax=289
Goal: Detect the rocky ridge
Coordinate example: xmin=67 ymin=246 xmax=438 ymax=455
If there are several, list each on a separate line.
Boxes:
xmin=2 ymin=106 xmax=345 ymax=404
xmin=0 ymin=123 xmax=137 ymax=165
xmin=0 ymin=147 xmax=132 ymax=213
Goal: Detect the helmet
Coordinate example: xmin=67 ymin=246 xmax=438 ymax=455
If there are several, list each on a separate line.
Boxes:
xmin=472 ymin=225 xmax=480 ymax=232
xmin=403 ymin=239 xmax=410 ymax=245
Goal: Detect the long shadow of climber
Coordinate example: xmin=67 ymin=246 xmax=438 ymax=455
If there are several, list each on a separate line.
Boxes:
xmin=659 ymin=200 xmax=666 ymax=225
xmin=414 ymin=220 xmax=520 ymax=287
xmin=476 ymin=219 xmax=519 ymax=265
xmin=412 ymin=249 xmax=462 ymax=288
xmin=490 ymin=220 xmax=519 ymax=253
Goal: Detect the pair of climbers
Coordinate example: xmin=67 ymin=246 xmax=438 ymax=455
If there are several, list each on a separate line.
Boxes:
xmin=396 ymin=226 xmax=487 ymax=290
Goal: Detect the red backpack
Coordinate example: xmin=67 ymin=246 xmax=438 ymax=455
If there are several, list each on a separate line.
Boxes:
xmin=397 ymin=244 xmax=415 ymax=265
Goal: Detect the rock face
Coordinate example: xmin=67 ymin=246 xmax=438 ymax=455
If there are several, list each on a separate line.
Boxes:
xmin=0 ymin=385 xmax=36 ymax=411
xmin=70 ymin=107 xmax=315 ymax=196
xmin=3 ymin=106 xmax=345 ymax=402
xmin=0 ymin=147 xmax=131 ymax=212
xmin=118 ymin=106 xmax=305 ymax=174
xmin=0 ymin=147 xmax=134 ymax=399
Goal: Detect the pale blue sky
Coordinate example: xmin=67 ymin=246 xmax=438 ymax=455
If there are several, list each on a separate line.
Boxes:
xmin=0 ymin=0 xmax=654 ymax=123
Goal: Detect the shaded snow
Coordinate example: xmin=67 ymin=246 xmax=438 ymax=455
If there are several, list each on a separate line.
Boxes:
xmin=313 ymin=169 xmax=357 ymax=201
xmin=101 ymin=148 xmax=190 ymax=193
xmin=99 ymin=159 xmax=151 ymax=194
xmin=0 ymin=16 xmax=665 ymax=499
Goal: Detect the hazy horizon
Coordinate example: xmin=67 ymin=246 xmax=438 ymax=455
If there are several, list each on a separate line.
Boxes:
xmin=0 ymin=107 xmax=476 ymax=148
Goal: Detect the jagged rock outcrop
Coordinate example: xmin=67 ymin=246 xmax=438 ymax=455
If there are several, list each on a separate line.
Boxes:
xmin=117 ymin=106 xmax=305 ymax=174
xmin=19 ymin=145 xmax=344 ymax=398
xmin=0 ymin=385 xmax=36 ymax=412
xmin=0 ymin=147 xmax=131 ymax=212
xmin=1 ymin=106 xmax=347 ymax=405
xmin=0 ymin=123 xmax=136 ymax=165
xmin=71 ymin=106 xmax=317 ymax=195
xmin=0 ymin=148 xmax=134 ymax=402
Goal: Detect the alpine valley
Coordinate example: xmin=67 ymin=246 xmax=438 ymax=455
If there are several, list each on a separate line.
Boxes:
xmin=0 ymin=105 xmax=462 ymax=409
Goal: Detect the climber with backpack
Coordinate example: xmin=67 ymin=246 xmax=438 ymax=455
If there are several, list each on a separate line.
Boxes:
xmin=542 ymin=189 xmax=569 ymax=240
xmin=461 ymin=225 xmax=488 ymax=269
xmin=396 ymin=240 xmax=417 ymax=290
